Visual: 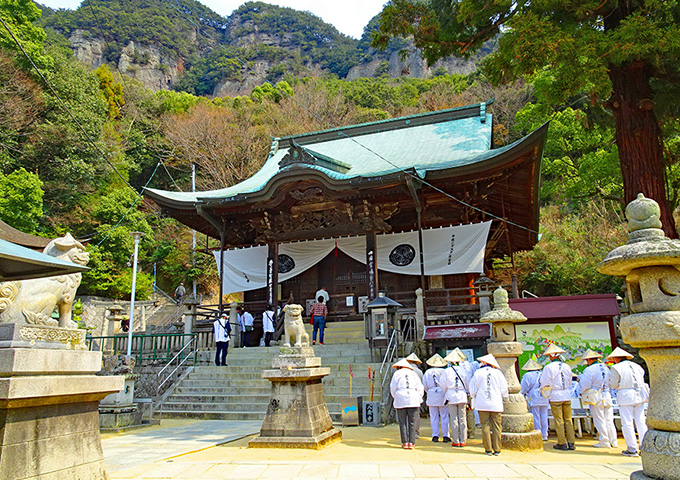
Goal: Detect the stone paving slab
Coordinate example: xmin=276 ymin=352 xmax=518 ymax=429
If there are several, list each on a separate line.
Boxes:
xmin=103 ymin=420 xmax=643 ymax=480
xmin=102 ymin=420 xmax=261 ymax=470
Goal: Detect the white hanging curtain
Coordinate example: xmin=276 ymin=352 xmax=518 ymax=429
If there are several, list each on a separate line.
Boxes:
xmin=214 ymin=221 xmax=491 ymax=294
xmin=336 ymin=221 xmax=491 ymax=275
xmin=213 ymin=239 xmax=335 ymax=295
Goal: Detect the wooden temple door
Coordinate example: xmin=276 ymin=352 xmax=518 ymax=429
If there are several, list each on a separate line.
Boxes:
xmin=317 ymin=250 xmax=367 ymax=317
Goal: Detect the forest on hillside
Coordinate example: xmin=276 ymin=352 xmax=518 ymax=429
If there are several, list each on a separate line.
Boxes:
xmin=2 ymin=0 xmax=679 ymax=305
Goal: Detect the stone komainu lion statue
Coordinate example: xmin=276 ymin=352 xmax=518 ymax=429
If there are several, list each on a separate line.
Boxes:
xmin=0 ymin=233 xmax=89 ymax=328
xmin=282 ymin=303 xmax=309 ymax=348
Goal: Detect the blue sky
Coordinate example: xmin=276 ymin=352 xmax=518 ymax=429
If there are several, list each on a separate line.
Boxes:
xmin=37 ymin=0 xmax=389 ymax=39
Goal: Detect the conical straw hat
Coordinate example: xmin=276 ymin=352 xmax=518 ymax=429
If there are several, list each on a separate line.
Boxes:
xmin=393 ymin=358 xmax=414 ymax=369
xmin=426 ymin=353 xmax=447 ymax=368
xmin=477 ymin=353 xmax=500 ymax=369
xmin=542 ymin=344 xmax=566 ymax=356
xmin=580 ymin=349 xmax=603 ymax=363
xmin=606 ymin=347 xmax=634 ymax=360
xmin=521 ymin=358 xmax=543 ymax=371
xmin=405 ymin=353 xmax=422 ymax=364
xmin=444 ymin=348 xmax=467 ymax=364
xmin=453 ymin=347 xmax=468 ymax=362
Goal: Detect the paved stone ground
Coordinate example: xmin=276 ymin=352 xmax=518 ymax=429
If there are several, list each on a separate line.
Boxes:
xmin=102 ymin=420 xmax=642 ymax=480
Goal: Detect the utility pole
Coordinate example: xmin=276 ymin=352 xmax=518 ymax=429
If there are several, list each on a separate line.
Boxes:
xmin=192 ymin=162 xmax=197 ymax=300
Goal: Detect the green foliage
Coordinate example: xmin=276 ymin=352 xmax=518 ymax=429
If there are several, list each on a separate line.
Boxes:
xmin=494 ymin=201 xmax=627 ymax=296
xmin=515 ymin=102 xmax=622 ymax=205
xmin=0 ymin=168 xmax=44 ymax=234
xmin=250 ymin=81 xmax=293 ymax=103
xmin=95 ymin=65 xmax=124 ymax=119
xmin=0 ymin=0 xmax=53 ymax=69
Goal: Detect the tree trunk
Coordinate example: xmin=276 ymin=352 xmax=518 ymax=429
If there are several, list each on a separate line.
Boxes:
xmin=608 ymin=61 xmax=676 ymax=238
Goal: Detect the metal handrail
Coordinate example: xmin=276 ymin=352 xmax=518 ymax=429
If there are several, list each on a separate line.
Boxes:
xmin=157 ymin=338 xmax=196 ymax=391
xmin=157 ymin=336 xmax=196 ymax=379
xmin=378 ymin=329 xmax=400 ymax=424
xmin=379 ymin=328 xmax=399 ymax=380
xmin=154 ymin=284 xmax=176 ymax=304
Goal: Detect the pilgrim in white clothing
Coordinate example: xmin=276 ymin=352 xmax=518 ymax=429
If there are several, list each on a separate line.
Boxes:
xmin=579 ymin=350 xmax=618 ymax=448
xmin=520 ymin=358 xmax=549 ymax=441
xmin=423 ymin=354 xmax=450 ymax=442
xmin=390 ymin=359 xmax=424 ymax=449
xmin=469 ymin=354 xmax=508 ymax=455
xmin=540 ymin=344 xmax=576 ymax=450
xmin=607 ymin=348 xmax=648 ymax=456
xmin=442 ymin=349 xmax=471 ymax=446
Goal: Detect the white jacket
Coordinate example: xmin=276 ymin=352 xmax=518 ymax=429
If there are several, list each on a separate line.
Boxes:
xmin=441 ymin=364 xmax=470 ymax=405
xmin=540 ymin=360 xmax=573 ymax=403
xmin=390 ymin=368 xmax=424 ymax=409
xmin=213 ymin=319 xmax=230 ymax=343
xmin=520 ymin=370 xmax=549 ymax=407
xmin=469 ymin=366 xmax=508 ymax=413
xmin=579 ymin=362 xmax=613 ymax=405
xmin=262 ymin=310 xmax=275 ymax=333
xmin=423 ymin=367 xmax=447 ymax=406
xmin=609 ymin=360 xmax=649 ymax=406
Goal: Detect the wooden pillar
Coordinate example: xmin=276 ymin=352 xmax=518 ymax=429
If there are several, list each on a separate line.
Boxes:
xmin=366 ymin=231 xmax=379 ymax=300
xmin=267 ymin=241 xmax=279 ymax=307
xmin=218 ymin=230 xmax=225 ymax=314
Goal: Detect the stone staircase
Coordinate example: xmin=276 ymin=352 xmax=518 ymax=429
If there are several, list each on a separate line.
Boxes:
xmin=159 ymin=321 xmax=387 ymax=422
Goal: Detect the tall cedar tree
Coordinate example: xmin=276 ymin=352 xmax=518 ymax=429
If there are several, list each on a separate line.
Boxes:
xmin=374 ymin=0 xmax=680 ymax=237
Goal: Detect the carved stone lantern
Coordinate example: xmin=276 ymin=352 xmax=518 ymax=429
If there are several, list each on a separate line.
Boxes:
xmin=599 ymin=193 xmax=680 ymax=480
xmin=482 ymin=286 xmax=543 ymax=450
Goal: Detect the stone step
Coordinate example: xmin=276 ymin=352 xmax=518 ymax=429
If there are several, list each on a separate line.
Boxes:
xmin=216 ymin=345 xmax=373 ymax=357
xmin=177 ymin=379 xmax=376 ymax=390
xmin=160 ymin=404 xmax=355 ymax=422
xmin=158 ymin=410 xmax=266 ymax=421
xmin=186 ymin=363 xmax=382 ymax=373
xmin=173 ymin=385 xmax=377 ymax=396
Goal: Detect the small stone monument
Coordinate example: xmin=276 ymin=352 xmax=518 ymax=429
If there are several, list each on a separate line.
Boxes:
xmin=599 ymin=193 xmax=680 ymax=480
xmin=249 ymin=304 xmax=341 ymax=449
xmin=482 ymin=287 xmax=543 ymax=450
xmin=99 ymin=354 xmax=143 ymax=431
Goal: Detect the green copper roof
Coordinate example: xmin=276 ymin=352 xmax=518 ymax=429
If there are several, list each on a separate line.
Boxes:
xmin=147 ymin=103 xmax=494 ymax=204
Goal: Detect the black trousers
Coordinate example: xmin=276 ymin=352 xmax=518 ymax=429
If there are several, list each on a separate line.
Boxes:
xmin=264 ymin=331 xmax=272 ymax=346
xmin=215 ymin=341 xmax=229 ymax=365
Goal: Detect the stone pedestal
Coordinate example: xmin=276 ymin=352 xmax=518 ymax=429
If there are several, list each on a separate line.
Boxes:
xmin=481 ymin=288 xmax=543 ymax=451
xmin=0 ymin=336 xmax=124 ymax=479
xmin=599 ymin=194 xmax=680 ymax=480
xmin=249 ymin=346 xmax=341 ymax=449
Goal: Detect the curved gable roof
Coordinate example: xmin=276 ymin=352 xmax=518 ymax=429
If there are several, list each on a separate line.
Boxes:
xmin=146 ymin=102 xmax=494 ymax=207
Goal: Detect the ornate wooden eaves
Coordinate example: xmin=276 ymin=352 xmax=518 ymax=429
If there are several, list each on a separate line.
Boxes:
xmin=250 ymin=199 xmax=400 ymax=243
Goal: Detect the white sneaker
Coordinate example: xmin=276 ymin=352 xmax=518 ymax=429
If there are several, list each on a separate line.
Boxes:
xmin=593 ymin=442 xmax=610 ymax=448
xmin=621 ymin=449 xmax=640 ymax=457
xmin=610 ymin=442 xmax=619 ymax=448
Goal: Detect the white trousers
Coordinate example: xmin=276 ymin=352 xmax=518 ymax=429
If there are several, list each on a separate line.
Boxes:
xmin=428 ymin=405 xmax=449 ymax=438
xmin=530 ymin=405 xmax=549 ymax=440
xmin=589 ymin=403 xmax=618 ymax=446
xmin=619 ymin=403 xmax=647 ymax=451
